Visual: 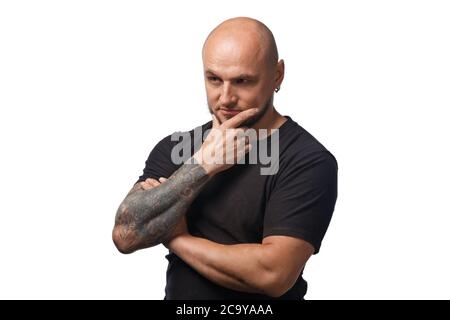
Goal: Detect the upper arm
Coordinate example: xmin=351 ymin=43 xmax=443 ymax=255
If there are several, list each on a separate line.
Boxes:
xmin=259 ymin=151 xmax=336 ymax=296
xmin=263 ymin=151 xmax=338 ymax=254
xmin=137 ymin=134 xmax=180 ymax=184
xmin=261 ymin=235 xmax=314 ymax=295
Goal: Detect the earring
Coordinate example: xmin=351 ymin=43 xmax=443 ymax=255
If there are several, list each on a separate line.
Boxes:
xmin=275 ymin=86 xmax=280 ymax=93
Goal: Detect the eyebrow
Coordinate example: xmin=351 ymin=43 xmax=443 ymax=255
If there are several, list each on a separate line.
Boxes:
xmin=205 ymin=70 xmax=258 ymax=80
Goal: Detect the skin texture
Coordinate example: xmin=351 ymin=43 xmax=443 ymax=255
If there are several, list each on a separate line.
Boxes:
xmin=113 ymin=17 xmax=315 ymax=297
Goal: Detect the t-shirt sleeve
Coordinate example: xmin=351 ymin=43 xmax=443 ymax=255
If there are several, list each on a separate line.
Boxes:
xmin=136 ymin=134 xmax=181 ymax=183
xmin=263 ymin=151 xmax=338 ymax=254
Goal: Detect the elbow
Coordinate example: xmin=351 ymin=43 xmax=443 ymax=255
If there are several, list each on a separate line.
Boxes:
xmin=264 ymin=286 xmax=289 ymax=298
xmin=260 ymin=271 xmax=296 ymax=298
xmin=112 ymin=225 xmax=139 ymax=254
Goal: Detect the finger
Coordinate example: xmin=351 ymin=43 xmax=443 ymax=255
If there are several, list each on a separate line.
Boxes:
xmin=146 ymin=178 xmax=161 ymax=188
xmin=141 ymin=179 xmax=157 ymax=190
xmin=212 ymin=114 xmax=220 ymax=129
xmin=245 ymin=142 xmax=252 ymax=153
xmin=234 ymin=139 xmax=251 ymax=161
xmin=222 ymin=108 xmax=258 ymax=129
xmin=140 ymin=181 xmax=153 ymax=190
xmin=159 ymin=177 xmax=168 ymax=183
xmin=150 ymin=180 xmax=161 ymax=187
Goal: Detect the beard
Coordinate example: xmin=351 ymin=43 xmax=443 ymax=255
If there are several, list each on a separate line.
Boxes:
xmin=207 ymin=94 xmax=273 ymax=128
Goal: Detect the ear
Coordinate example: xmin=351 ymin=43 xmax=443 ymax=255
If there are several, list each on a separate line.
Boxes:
xmin=274 ymin=59 xmax=285 ymax=89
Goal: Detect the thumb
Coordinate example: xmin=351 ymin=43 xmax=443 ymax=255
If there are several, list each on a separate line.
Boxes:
xmin=212 ymin=114 xmax=220 ymax=129
xmin=159 ymin=177 xmax=168 ymax=183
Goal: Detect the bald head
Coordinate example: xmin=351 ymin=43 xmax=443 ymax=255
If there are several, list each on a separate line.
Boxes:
xmin=202 ymin=17 xmax=285 ymax=128
xmin=203 ymin=17 xmax=279 ymax=68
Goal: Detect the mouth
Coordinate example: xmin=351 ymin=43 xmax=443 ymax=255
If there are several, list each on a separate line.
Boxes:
xmin=219 ymin=108 xmax=241 ymax=117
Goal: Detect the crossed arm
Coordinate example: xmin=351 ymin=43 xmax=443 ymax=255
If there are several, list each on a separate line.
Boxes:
xmin=112 ymin=163 xmax=209 ymax=253
xmin=166 ymin=232 xmax=314 ymax=297
xmin=113 ymin=164 xmax=314 ymax=297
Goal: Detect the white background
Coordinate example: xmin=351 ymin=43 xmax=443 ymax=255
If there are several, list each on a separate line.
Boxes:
xmin=1 ymin=0 xmax=449 ymax=299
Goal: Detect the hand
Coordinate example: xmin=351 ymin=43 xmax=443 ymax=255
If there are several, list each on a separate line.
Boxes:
xmin=139 ymin=177 xmax=168 ymax=190
xmin=192 ymin=108 xmax=258 ymax=176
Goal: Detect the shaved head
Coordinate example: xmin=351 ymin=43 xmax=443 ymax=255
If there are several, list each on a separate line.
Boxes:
xmin=203 ymin=17 xmax=279 ymax=68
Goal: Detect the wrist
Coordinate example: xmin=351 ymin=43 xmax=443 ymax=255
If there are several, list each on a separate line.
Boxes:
xmin=166 ymin=233 xmax=192 ymax=252
xmin=190 ymin=152 xmax=217 ymax=177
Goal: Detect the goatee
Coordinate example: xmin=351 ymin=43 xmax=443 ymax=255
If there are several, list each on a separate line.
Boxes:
xmin=208 ymin=95 xmax=273 ymax=128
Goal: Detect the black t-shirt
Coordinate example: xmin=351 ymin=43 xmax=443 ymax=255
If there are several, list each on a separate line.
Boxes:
xmin=137 ymin=116 xmax=338 ymax=300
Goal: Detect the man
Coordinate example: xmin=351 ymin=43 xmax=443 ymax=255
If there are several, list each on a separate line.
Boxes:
xmin=112 ymin=17 xmax=337 ymax=300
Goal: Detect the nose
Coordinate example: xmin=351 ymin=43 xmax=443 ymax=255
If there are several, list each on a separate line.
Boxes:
xmin=218 ymin=82 xmax=237 ymax=108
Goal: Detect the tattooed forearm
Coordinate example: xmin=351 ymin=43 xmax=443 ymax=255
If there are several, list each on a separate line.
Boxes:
xmin=112 ymin=163 xmax=209 ymax=253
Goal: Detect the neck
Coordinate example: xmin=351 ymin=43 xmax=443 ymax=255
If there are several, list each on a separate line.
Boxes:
xmin=251 ymin=105 xmax=286 ymax=133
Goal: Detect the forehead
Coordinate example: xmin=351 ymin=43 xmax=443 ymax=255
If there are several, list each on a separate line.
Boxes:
xmin=203 ymin=35 xmax=267 ymax=76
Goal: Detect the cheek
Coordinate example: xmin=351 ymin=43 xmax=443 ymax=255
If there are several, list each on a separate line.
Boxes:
xmin=205 ymin=87 xmax=220 ymax=104
xmin=239 ymin=83 xmax=268 ymax=104
xmin=238 ymin=92 xmax=264 ymax=109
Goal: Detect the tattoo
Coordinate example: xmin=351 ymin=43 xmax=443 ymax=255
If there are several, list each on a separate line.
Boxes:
xmin=113 ymin=163 xmax=209 ymax=253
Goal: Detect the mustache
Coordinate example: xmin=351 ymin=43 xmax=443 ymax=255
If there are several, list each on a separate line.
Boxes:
xmin=210 ymin=104 xmax=246 ymax=112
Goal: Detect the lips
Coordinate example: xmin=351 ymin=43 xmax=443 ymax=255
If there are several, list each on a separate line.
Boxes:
xmin=219 ymin=108 xmax=241 ymax=117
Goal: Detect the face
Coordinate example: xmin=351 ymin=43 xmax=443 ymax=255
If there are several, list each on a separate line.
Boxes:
xmin=203 ymin=35 xmax=281 ymax=127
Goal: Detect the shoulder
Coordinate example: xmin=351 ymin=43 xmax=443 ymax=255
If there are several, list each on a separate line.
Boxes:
xmin=276 ymin=117 xmax=338 ymax=178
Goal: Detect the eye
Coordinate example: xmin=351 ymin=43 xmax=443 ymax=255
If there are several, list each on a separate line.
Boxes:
xmin=234 ymin=78 xmax=249 ymax=85
xmin=207 ymin=76 xmax=221 ymax=83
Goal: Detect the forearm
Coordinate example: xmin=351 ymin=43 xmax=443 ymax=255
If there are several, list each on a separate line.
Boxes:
xmin=113 ymin=162 xmax=209 ymax=253
xmin=167 ymin=235 xmax=277 ymax=296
